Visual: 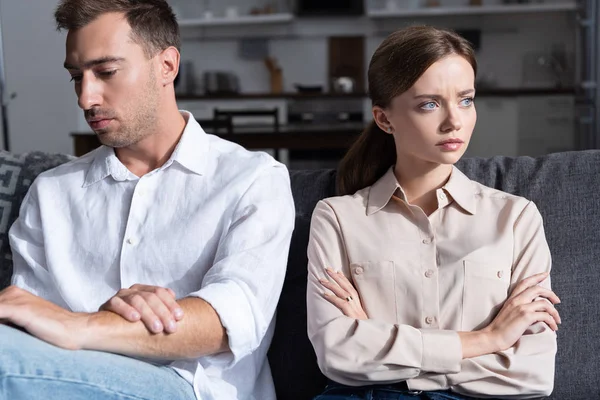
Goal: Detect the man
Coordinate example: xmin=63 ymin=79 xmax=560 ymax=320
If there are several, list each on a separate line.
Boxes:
xmin=0 ymin=1 xmax=295 ymax=399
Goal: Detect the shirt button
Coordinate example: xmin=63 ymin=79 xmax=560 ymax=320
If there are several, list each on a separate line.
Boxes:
xmin=354 ymin=266 xmax=364 ymax=275
xmin=422 ymin=238 xmax=432 ymax=245
xmin=425 ymin=269 xmax=434 ymax=278
xmin=425 ymin=316 xmax=434 ymax=325
xmin=497 ymin=270 xmax=504 ymax=279
xmin=438 ymin=192 xmax=446 ymax=200
xmin=126 ymin=238 xmax=136 ymax=245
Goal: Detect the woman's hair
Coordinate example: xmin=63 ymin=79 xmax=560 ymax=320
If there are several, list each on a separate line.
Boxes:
xmin=336 ymin=26 xmax=477 ymax=196
xmin=54 ymin=0 xmax=180 ymax=58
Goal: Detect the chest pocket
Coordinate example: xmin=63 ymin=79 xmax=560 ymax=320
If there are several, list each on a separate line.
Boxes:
xmin=349 ymin=260 xmax=397 ymax=323
xmin=462 ymin=259 xmax=511 ymax=331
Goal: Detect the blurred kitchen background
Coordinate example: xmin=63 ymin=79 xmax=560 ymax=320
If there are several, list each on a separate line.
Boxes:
xmin=0 ymin=0 xmax=599 ymax=169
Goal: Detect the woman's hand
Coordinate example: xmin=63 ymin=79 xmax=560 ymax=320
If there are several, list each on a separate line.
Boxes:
xmin=319 ymin=268 xmax=368 ymax=320
xmin=480 ymin=272 xmax=561 ymax=353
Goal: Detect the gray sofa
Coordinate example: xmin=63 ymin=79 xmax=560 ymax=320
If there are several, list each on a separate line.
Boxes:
xmin=0 ymin=150 xmax=599 ymax=399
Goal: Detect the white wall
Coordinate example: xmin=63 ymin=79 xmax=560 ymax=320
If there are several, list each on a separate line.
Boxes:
xmin=180 ymin=11 xmax=575 ymax=94
xmin=0 ymin=0 xmax=79 ymax=155
xmin=0 ymin=0 xmax=577 ymax=154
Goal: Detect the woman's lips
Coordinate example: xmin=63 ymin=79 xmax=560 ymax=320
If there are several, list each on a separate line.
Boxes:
xmin=436 ymin=140 xmax=464 ymax=152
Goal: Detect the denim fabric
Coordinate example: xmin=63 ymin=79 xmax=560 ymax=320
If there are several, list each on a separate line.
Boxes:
xmin=313 ymin=381 xmax=472 ymax=400
xmin=0 ymin=325 xmax=196 ymax=400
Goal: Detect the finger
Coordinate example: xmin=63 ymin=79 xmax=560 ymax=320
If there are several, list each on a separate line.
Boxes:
xmin=517 ymin=286 xmax=560 ymax=305
xmin=323 ymin=293 xmax=357 ymax=318
xmin=509 ymin=272 xmax=549 ymax=299
xmin=101 ymin=296 xmax=141 ymax=321
xmin=154 ymin=288 xmax=184 ymax=321
xmin=531 ymin=299 xmax=562 ymax=325
xmin=129 ymin=295 xmax=164 ymax=333
xmin=533 ymin=311 xmax=559 ymax=331
xmin=144 ymin=294 xmax=178 ymax=334
xmin=327 ymin=269 xmax=359 ymax=298
xmin=129 ymin=284 xmax=155 ymax=291
xmin=319 ymin=278 xmax=350 ymax=300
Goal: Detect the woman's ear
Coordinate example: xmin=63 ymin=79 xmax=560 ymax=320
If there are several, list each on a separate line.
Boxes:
xmin=372 ymin=106 xmax=394 ymax=134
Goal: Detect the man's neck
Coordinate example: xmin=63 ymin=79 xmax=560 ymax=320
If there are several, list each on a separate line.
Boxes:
xmin=115 ymin=105 xmax=187 ymax=177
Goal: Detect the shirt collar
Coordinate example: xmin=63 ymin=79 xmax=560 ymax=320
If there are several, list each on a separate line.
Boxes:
xmin=366 ymin=167 xmax=402 ymax=215
xmin=443 ymin=166 xmax=477 ymax=215
xmin=366 ymin=165 xmax=477 ymax=216
xmin=168 ymin=111 xmax=209 ymax=176
xmin=83 ymin=111 xmax=208 ymax=187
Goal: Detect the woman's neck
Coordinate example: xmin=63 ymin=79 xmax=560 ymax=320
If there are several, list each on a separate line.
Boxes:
xmin=394 ymin=160 xmax=453 ymax=216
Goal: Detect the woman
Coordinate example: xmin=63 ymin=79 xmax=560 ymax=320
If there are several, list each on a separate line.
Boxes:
xmin=307 ymin=26 xmax=559 ymax=400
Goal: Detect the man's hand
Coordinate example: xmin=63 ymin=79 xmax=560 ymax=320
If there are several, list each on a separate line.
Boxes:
xmin=100 ymin=284 xmax=184 ymax=334
xmin=0 ymin=286 xmax=86 ymax=350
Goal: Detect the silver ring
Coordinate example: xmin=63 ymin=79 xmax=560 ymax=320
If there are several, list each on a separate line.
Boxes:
xmin=345 ymin=296 xmax=353 ymax=302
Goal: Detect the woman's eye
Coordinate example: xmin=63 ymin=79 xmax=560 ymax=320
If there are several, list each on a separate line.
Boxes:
xmin=70 ymin=75 xmax=82 ymax=83
xmin=460 ymin=97 xmax=474 ymax=107
xmin=420 ymin=102 xmax=437 ymax=110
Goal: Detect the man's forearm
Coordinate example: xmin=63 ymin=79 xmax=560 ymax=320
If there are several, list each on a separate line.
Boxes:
xmin=81 ymin=297 xmax=228 ymax=360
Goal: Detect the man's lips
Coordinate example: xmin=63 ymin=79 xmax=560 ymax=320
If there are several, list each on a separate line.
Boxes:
xmin=88 ymin=119 xmax=113 ymax=130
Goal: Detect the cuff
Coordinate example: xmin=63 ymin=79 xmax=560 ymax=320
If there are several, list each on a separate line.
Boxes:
xmin=420 ymin=329 xmax=462 ymax=374
xmin=191 ymin=281 xmax=260 ymax=367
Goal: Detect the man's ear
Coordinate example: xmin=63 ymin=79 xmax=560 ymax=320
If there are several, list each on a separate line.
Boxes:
xmin=157 ymin=46 xmax=180 ymax=86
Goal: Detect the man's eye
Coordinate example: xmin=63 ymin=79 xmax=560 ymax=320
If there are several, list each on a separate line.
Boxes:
xmin=70 ymin=75 xmax=82 ymax=83
xmin=99 ymin=70 xmax=117 ymax=78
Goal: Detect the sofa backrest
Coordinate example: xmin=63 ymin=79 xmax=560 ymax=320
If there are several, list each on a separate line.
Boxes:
xmin=1 ymin=150 xmax=599 ymax=400
xmin=272 ymin=151 xmax=600 ymax=400
xmin=0 ymin=151 xmax=74 ymax=289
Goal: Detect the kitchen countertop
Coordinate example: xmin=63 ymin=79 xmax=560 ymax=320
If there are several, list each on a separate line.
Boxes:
xmin=71 ymin=122 xmax=366 ymax=155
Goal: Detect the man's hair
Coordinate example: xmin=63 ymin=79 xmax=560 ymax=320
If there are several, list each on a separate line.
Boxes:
xmin=55 ymin=0 xmax=180 ymax=58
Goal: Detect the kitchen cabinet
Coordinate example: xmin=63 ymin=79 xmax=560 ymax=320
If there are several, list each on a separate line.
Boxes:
xmin=466 ymin=97 xmax=519 ymax=158
xmin=517 ymin=95 xmax=576 ymax=156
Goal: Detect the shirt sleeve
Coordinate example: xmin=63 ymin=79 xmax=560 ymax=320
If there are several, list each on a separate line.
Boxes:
xmin=307 ymin=200 xmax=462 ymax=386
xmin=9 ymin=181 xmax=68 ymax=308
xmin=446 ymin=201 xmax=557 ymax=398
xmin=189 ymin=164 xmax=295 ymax=367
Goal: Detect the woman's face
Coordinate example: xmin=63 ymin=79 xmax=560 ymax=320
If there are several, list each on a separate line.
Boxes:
xmin=375 ymin=55 xmax=476 ymax=168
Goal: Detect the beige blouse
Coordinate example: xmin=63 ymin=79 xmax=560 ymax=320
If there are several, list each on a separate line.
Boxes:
xmin=307 ymin=166 xmax=556 ymax=398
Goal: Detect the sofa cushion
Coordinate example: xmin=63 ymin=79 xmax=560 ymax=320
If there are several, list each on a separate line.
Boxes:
xmin=0 ymin=151 xmax=74 ymax=290
xmin=267 ymin=169 xmax=336 ymax=399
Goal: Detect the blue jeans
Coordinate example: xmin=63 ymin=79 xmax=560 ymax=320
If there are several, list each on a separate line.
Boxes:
xmin=314 ymin=380 xmax=472 ymax=400
xmin=0 ymin=325 xmax=196 ymax=400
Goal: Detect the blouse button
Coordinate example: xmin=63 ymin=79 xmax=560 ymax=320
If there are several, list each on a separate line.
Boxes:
xmin=425 ymin=316 xmax=434 ymax=325
xmin=354 ymin=266 xmax=364 ymax=275
xmin=497 ymin=270 xmax=504 ymax=279
xmin=422 ymin=238 xmax=432 ymax=245
xmin=425 ymin=269 xmax=434 ymax=278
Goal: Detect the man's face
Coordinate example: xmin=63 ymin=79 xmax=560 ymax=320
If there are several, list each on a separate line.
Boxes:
xmin=64 ymin=12 xmax=159 ymax=148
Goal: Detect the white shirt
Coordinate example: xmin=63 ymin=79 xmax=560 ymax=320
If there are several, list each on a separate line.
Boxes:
xmin=9 ymin=112 xmax=296 ymax=400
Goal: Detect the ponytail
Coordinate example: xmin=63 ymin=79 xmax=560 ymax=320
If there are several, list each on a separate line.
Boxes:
xmin=336 ymin=121 xmax=396 ymax=196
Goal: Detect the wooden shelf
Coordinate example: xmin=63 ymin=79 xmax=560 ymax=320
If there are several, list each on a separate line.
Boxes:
xmin=367 ymin=2 xmax=577 ymax=18
xmin=178 ymin=13 xmax=293 ymax=27
xmin=176 ymin=88 xmax=575 ymax=101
